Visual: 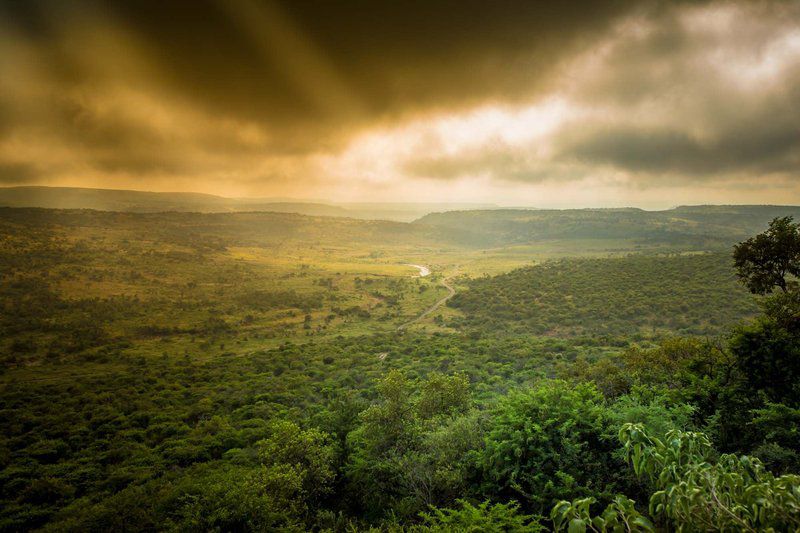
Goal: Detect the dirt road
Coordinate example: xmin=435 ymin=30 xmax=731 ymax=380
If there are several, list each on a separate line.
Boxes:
xmin=398 ymin=272 xmax=456 ymax=330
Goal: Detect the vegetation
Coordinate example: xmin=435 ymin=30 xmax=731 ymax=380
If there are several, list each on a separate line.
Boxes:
xmin=449 ymin=253 xmax=758 ymax=338
xmin=416 ymin=205 xmax=800 ymax=248
xmin=620 ymin=423 xmax=800 ymax=531
xmin=1 ymin=206 xmax=799 ymax=531
xmin=734 ymin=216 xmax=800 ymax=294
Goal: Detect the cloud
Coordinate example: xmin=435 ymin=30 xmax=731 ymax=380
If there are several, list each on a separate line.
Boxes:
xmin=1 ymin=0 xmax=799 ymax=205
xmin=0 ymin=0 xmax=643 ymax=194
xmin=552 ymin=1 xmax=800 ymax=181
xmin=0 ymin=162 xmax=40 ymax=184
xmin=563 ymin=120 xmax=800 ymax=178
xmin=358 ymin=0 xmax=800 ymax=194
xmin=0 ymin=0 xmax=637 ymax=132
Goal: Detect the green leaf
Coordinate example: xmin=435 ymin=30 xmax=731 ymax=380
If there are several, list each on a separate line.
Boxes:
xmin=632 ymin=515 xmax=655 ymax=532
xmin=568 ymin=518 xmax=587 ymax=533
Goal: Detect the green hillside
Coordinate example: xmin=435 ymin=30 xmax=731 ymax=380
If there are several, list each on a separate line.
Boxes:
xmin=448 ymin=252 xmax=759 ymax=338
xmin=415 ymin=206 xmax=800 ymax=247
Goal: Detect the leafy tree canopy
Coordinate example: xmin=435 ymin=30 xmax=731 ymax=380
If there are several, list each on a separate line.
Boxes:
xmin=734 ymin=216 xmax=800 ymax=294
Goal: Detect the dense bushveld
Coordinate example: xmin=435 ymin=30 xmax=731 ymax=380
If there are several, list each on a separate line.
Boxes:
xmin=1 ymin=207 xmax=799 ymax=531
xmin=449 ymin=252 xmax=758 ymax=337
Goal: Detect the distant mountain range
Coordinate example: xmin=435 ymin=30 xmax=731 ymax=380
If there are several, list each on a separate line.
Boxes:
xmin=0 ymin=186 xmax=494 ymax=222
xmin=2 ymin=186 xmax=800 ymax=250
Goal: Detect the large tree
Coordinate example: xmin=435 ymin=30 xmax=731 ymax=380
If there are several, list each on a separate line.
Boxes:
xmin=733 ymin=216 xmax=800 ymax=294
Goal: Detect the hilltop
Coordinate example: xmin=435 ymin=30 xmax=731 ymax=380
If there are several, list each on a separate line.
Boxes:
xmin=0 ymin=186 xmax=492 ymax=222
xmin=414 ymin=205 xmax=800 ymax=247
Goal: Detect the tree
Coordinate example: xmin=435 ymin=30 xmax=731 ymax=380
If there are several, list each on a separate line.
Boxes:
xmin=352 ymin=370 xmax=418 ymax=457
xmin=345 ymin=371 xmax=420 ymax=516
xmin=478 ymin=381 xmax=619 ymax=513
xmin=750 ymin=403 xmax=800 ymax=473
xmin=166 ymin=466 xmax=307 ymax=532
xmin=761 ymin=287 xmax=800 ymax=332
xmin=733 ymin=216 xmax=800 ymax=294
xmin=420 ymin=499 xmax=543 ymax=532
xmin=551 ymin=496 xmax=653 ymax=533
xmin=345 ymin=371 xmax=483 ymax=518
xmin=417 ymin=372 xmax=471 ymax=420
xmin=397 ymin=410 xmax=486 ymax=509
xmin=256 ymin=420 xmax=336 ymax=506
xmin=728 ymin=319 xmax=800 ymax=404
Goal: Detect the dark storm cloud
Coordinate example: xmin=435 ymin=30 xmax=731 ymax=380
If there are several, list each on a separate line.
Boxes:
xmin=554 ymin=0 xmax=800 ymax=181
xmin=565 ymin=120 xmax=800 ymax=178
xmin=1 ymin=0 xmax=637 ymax=124
xmin=0 ymin=0 xmax=645 ymax=186
xmin=399 ymin=0 xmax=800 ymax=188
xmin=1 ymin=0 xmax=798 ymax=202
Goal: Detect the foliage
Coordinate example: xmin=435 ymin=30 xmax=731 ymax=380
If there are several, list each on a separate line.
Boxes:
xmin=733 ymin=216 xmax=800 ymax=294
xmin=2 ymin=208 xmax=800 ymax=530
xmin=162 ymin=465 xmax=307 ymax=532
xmin=479 ymin=381 xmax=619 ymax=513
xmin=749 ymin=403 xmax=800 ymax=474
xmin=729 ymin=318 xmax=800 ymax=404
xmin=620 ymin=423 xmax=800 ymax=531
xmin=569 ymin=337 xmax=734 ymax=400
xmin=419 ymin=499 xmax=542 ymax=532
xmin=607 ymin=390 xmax=695 ymax=441
xmin=551 ymin=496 xmax=653 ymax=533
xmin=760 ymin=287 xmax=800 ymax=332
xmin=417 ymin=372 xmax=471 ymax=420
xmin=449 ymin=253 xmax=757 ymax=338
xmin=256 ymin=420 xmax=336 ymax=505
xmin=345 ymin=371 xmax=483 ymax=519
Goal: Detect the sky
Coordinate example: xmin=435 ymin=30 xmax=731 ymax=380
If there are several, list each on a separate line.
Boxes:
xmin=1 ymin=0 xmax=799 ymax=208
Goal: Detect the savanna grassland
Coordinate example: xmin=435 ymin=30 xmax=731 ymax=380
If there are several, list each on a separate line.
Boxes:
xmin=2 ymin=205 xmax=800 ymax=531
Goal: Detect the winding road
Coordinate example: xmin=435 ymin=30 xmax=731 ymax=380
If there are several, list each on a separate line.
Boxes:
xmin=405 ymin=264 xmax=431 ymax=277
xmin=398 ymin=268 xmax=457 ymax=330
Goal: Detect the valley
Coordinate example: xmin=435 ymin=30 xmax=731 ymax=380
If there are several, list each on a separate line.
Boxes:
xmin=4 ymin=2 xmax=799 ymax=529
xmin=1 ymin=204 xmax=798 ymax=531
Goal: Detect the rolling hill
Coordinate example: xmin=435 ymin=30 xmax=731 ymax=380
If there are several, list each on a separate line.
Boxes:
xmin=414 ymin=206 xmax=800 ymax=247
xmin=0 ymin=186 xmax=492 ymax=221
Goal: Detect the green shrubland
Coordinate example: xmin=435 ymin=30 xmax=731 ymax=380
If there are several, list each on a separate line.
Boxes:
xmin=2 ymin=210 xmax=799 ymax=530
